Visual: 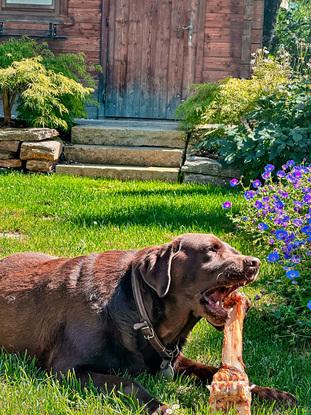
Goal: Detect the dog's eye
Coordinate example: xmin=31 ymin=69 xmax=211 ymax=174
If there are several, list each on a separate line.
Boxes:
xmin=209 ymin=247 xmax=218 ymax=253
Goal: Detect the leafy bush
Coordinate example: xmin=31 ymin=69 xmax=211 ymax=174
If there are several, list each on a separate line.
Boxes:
xmin=222 ymin=162 xmax=311 ymax=339
xmin=204 ymin=76 xmax=311 ymax=178
xmin=272 ymin=0 xmax=311 ymax=74
xmin=0 ymin=57 xmax=93 ymax=130
xmin=0 ymin=37 xmax=97 ymax=130
xmin=176 ymin=51 xmax=290 ymax=131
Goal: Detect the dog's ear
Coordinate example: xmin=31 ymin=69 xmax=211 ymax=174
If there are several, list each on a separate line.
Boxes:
xmin=133 ymin=239 xmax=180 ymax=298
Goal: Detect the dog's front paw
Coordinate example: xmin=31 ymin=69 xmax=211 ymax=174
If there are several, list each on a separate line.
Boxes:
xmin=252 ymin=385 xmax=297 ymax=407
xmin=150 ymin=403 xmax=180 ymax=415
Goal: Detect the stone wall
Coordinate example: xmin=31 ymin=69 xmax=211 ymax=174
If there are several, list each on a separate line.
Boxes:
xmin=0 ymin=128 xmax=62 ymax=173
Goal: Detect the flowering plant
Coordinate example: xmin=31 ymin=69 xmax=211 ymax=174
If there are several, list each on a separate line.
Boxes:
xmin=223 ymin=161 xmax=311 ymax=338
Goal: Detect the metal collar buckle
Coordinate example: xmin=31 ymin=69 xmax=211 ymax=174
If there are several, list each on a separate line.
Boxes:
xmin=133 ymin=321 xmax=155 ymax=340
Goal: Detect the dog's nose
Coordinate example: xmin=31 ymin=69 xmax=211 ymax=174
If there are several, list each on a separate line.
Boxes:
xmin=245 ymin=256 xmax=261 ymax=268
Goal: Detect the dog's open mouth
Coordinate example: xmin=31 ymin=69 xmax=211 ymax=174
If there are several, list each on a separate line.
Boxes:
xmin=200 ymin=283 xmax=248 ymax=327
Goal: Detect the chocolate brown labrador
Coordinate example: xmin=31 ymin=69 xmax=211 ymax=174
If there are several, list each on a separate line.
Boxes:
xmin=0 ymin=233 xmax=295 ymax=414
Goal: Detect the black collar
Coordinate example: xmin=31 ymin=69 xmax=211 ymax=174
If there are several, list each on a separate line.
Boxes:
xmin=131 ymin=270 xmax=179 ymax=377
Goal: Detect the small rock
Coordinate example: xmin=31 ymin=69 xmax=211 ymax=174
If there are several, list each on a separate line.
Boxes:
xmin=0 ymin=140 xmax=20 ymax=152
xmin=0 ymin=159 xmax=22 ymax=168
xmin=183 ymin=173 xmax=230 ymax=186
xmin=21 ymin=140 xmax=63 ymax=162
xmin=182 ymin=156 xmax=240 ymax=178
xmin=0 ymin=150 xmax=17 ymax=159
xmin=0 ymin=128 xmax=59 ymax=142
xmin=26 ymin=160 xmax=54 ymax=172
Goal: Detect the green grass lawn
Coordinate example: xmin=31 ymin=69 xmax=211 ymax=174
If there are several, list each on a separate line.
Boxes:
xmin=0 ymin=171 xmax=310 ymax=415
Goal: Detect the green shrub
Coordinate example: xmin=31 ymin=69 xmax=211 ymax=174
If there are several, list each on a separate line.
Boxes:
xmin=272 ymin=0 xmax=311 ymax=75
xmin=0 ymin=57 xmax=93 ymax=131
xmin=203 ymin=76 xmax=311 ymax=179
xmin=176 ymin=51 xmax=290 ymax=131
xmin=0 ymin=37 xmax=97 ymax=130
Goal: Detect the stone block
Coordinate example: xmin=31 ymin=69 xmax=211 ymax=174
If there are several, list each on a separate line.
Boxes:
xmin=0 ymin=159 xmax=22 ymax=168
xmin=0 ymin=128 xmax=59 ymax=142
xmin=0 ymin=150 xmax=17 ymax=159
xmin=0 ymin=140 xmax=20 ymax=152
xmin=182 ymin=156 xmax=240 ymax=178
xmin=183 ymin=173 xmax=230 ymax=186
xmin=21 ymin=140 xmax=63 ymax=162
xmin=26 ymin=160 xmax=54 ymax=172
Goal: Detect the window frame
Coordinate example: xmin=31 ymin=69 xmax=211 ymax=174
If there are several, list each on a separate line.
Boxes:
xmin=0 ymin=0 xmax=69 ymax=22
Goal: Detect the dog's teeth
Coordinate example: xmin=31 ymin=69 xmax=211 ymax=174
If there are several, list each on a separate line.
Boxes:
xmin=216 ymin=301 xmax=220 ymax=306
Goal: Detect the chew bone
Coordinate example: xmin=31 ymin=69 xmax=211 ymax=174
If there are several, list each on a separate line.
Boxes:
xmin=208 ymin=292 xmax=252 ymax=414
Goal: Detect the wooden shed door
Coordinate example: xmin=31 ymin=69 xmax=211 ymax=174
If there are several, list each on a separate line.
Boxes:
xmin=104 ymin=0 xmax=205 ymax=119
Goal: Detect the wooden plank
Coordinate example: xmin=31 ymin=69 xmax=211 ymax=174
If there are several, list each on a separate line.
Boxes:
xmin=166 ymin=0 xmax=185 ymax=118
xmin=139 ymin=0 xmax=156 ymax=118
xmin=194 ymin=0 xmax=207 ymax=83
xmin=124 ymin=0 xmax=142 ymax=117
xmin=204 ymin=42 xmax=242 ymax=58
xmin=154 ymin=0 xmax=172 ymax=118
xmin=206 ymin=0 xmax=241 ymax=14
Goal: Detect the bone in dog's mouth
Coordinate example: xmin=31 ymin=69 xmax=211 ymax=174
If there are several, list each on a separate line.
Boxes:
xmin=200 ymin=281 xmax=249 ymax=325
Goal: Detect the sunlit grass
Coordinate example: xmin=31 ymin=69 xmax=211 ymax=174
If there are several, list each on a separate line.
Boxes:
xmin=0 ymin=171 xmax=310 ymax=414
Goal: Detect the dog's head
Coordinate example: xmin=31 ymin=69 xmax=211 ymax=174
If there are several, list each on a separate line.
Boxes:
xmin=132 ymin=233 xmax=260 ymax=329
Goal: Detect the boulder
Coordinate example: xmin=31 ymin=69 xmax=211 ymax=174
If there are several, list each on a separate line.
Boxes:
xmin=0 ymin=128 xmax=59 ymax=142
xmin=0 ymin=140 xmax=20 ymax=152
xmin=182 ymin=156 xmax=240 ymax=178
xmin=0 ymin=150 xmax=17 ymax=159
xmin=26 ymin=160 xmax=54 ymax=172
xmin=21 ymin=140 xmax=63 ymax=162
xmin=0 ymin=159 xmax=22 ymax=168
xmin=183 ymin=173 xmax=230 ymax=186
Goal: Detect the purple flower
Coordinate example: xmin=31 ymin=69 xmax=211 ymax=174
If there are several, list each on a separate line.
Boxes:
xmin=222 ymin=201 xmax=232 ymax=209
xmin=258 ymin=222 xmax=269 ymax=231
xmin=264 ymin=164 xmax=275 ymax=172
xmin=254 ymin=200 xmax=263 ymax=209
xmin=244 ymin=190 xmax=256 ymax=200
xmin=277 ymin=170 xmax=286 ymax=178
xmin=286 ymin=270 xmax=300 ymax=279
xmin=290 ymin=256 xmax=301 ymax=264
xmin=278 ymin=190 xmax=289 ymax=199
xmin=262 ymin=171 xmax=271 ymax=180
xmin=252 ymin=180 xmax=262 ymax=189
xmin=303 ymin=194 xmax=311 ymax=204
xmin=274 ymin=200 xmax=285 ymax=210
xmin=267 ymin=252 xmax=280 ymax=262
xmin=307 ymin=300 xmax=311 ymax=310
xmin=286 ymin=160 xmax=296 ymax=168
xmin=301 ymin=226 xmax=311 ymax=235
xmin=230 ymin=178 xmax=239 ymax=187
xmin=292 ymin=170 xmax=302 ymax=179
xmin=275 ymin=229 xmax=288 ymax=240
xmin=293 ymin=218 xmax=303 ymax=227
xmin=268 ymin=238 xmax=275 ymax=245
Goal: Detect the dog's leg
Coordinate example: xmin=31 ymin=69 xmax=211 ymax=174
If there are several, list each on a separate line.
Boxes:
xmin=174 ymin=353 xmax=218 ymax=385
xmin=77 ymin=371 xmax=170 ymax=415
xmin=174 ymin=354 xmax=296 ymax=406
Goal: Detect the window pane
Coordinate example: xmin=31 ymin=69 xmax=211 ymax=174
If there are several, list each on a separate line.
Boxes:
xmin=6 ymin=0 xmax=53 ymax=5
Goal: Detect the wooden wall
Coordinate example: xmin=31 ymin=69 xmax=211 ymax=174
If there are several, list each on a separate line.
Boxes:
xmin=1 ymin=0 xmax=265 ymax=119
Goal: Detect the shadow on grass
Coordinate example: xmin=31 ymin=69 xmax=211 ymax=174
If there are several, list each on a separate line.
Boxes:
xmin=69 ymin=204 xmax=234 ymax=232
xmin=105 ymin=185 xmax=233 ymax=198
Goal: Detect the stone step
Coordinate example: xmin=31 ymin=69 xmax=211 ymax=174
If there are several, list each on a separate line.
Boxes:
xmin=72 ymin=125 xmax=185 ymax=148
xmin=56 ymin=163 xmax=179 ymax=182
xmin=63 ymin=144 xmax=183 ymax=168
